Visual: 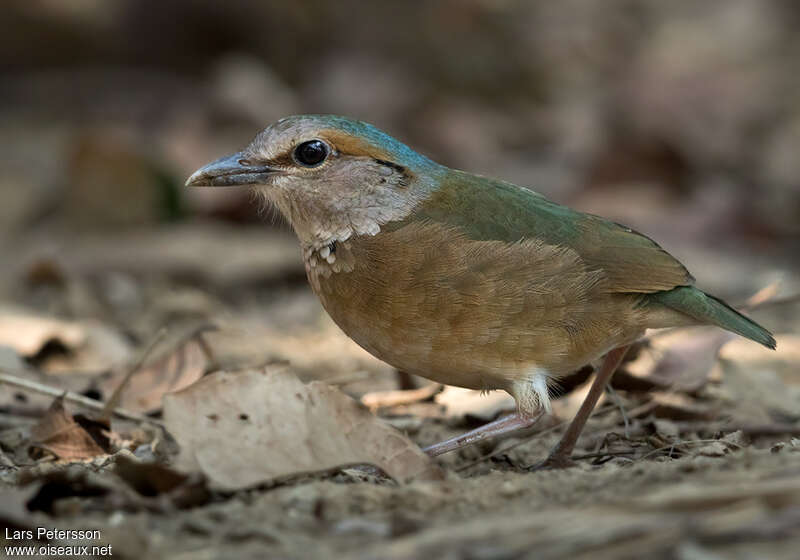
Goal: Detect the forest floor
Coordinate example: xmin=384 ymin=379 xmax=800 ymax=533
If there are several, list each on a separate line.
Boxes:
xmin=1 ymin=222 xmax=799 ymax=560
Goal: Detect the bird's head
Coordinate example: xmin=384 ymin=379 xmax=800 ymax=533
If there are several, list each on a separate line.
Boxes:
xmin=187 ymin=115 xmax=443 ymax=247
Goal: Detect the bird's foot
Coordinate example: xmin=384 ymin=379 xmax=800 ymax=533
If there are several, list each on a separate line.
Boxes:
xmin=423 ymin=411 xmax=543 ymax=457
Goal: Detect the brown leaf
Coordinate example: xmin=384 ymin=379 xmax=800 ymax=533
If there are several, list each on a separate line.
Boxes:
xmin=29 ymin=396 xmax=108 ymax=461
xmin=716 ymin=334 xmax=800 ymax=424
xmin=111 ymin=455 xmax=210 ymax=509
xmin=163 ymin=367 xmax=443 ymax=490
xmin=623 ymin=330 xmax=734 ymax=393
xmin=99 ymin=336 xmax=208 ymax=414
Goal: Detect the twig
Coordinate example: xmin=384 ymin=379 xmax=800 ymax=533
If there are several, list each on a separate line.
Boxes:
xmin=139 ymin=323 xmax=219 ymax=366
xmin=637 ymin=438 xmax=743 ymax=462
xmin=361 ymin=383 xmax=443 ymax=411
xmin=605 ymin=385 xmax=631 ymax=438
xmin=741 ymin=280 xmax=781 ymax=310
xmin=195 ymin=332 xmax=219 ymax=373
xmin=571 ymin=449 xmax=638 ymax=461
xmin=324 ymin=370 xmax=372 ymax=386
xmin=743 ymin=291 xmax=800 ymax=311
xmin=101 ymin=322 xmax=219 ymax=419
xmin=675 ymin=421 xmax=800 ymax=438
xmin=0 ymin=371 xmax=162 ymax=425
xmin=736 ymin=423 xmax=800 ymax=437
xmin=573 ymin=436 xmax=746 ymax=463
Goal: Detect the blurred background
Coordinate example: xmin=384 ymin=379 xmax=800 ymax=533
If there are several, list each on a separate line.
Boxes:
xmin=2 ymin=3 xmax=800 ymax=557
xmin=1 ymin=0 xmax=798 ymax=387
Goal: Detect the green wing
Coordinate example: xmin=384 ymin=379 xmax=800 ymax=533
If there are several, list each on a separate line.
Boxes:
xmin=409 ymin=170 xmax=694 ymax=294
xmin=395 ymin=170 xmax=774 ymax=349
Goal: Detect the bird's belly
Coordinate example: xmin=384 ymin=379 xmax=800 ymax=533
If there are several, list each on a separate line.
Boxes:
xmin=316 ymin=286 xmax=525 ymax=391
xmin=306 ymin=225 xmax=644 ymax=391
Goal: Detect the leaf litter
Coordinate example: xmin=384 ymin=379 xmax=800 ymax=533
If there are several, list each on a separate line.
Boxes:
xmin=163 ymin=367 xmax=443 ymax=490
xmin=1 ymin=223 xmax=799 ymax=558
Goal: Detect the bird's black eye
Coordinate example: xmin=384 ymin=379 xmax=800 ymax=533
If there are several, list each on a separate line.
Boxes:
xmin=293 ymin=140 xmax=329 ymax=167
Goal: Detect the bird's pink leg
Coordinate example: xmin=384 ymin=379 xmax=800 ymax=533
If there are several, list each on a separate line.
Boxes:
xmin=534 ymin=344 xmax=631 ymax=469
xmin=423 ymin=410 xmax=544 ymax=457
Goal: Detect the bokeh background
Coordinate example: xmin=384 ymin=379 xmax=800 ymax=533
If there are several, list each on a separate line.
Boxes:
xmin=3 ymin=0 xmax=800 ymax=304
xmin=3 ymin=0 xmax=799 ymax=393
xmin=3 ymin=0 xmax=799 ymax=293
xmin=2 ymin=2 xmax=800 ymax=558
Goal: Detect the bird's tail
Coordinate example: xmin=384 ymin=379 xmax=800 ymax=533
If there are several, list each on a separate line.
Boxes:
xmin=649 ymin=286 xmax=776 ymax=349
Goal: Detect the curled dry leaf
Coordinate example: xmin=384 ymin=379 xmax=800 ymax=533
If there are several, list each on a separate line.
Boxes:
xmin=163 ymin=367 xmax=443 ymax=490
xmin=99 ymin=329 xmax=209 ymax=414
xmin=716 ymin=334 xmax=800 ymax=424
xmin=623 ymin=330 xmax=734 ymax=394
xmin=29 ymin=396 xmax=108 ymax=461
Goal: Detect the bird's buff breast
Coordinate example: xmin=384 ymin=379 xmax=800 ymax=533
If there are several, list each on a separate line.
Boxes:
xmin=304 ymin=221 xmax=642 ymax=392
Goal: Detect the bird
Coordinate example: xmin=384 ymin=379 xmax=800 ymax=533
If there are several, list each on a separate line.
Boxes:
xmin=186 ymin=114 xmax=776 ymax=468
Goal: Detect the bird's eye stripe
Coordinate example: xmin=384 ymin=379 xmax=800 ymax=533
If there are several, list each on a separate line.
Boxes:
xmin=373 ymin=158 xmax=407 ymax=174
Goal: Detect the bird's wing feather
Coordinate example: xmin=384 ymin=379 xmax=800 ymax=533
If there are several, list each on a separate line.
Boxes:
xmin=405 ymin=170 xmax=693 ymax=294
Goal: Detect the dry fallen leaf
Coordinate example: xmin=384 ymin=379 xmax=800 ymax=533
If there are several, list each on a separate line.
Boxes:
xmin=29 ymin=396 xmax=108 ymax=461
xmin=111 ymin=454 xmax=211 ymax=509
xmin=715 ymin=334 xmax=800 ymax=424
xmin=99 ymin=330 xmax=209 ymax=414
xmin=38 ymin=321 xmax=132 ymax=375
xmin=0 ymin=307 xmax=85 ymax=357
xmin=163 ymin=367 xmax=443 ymax=490
xmin=624 ymin=329 xmax=734 ymax=394
xmin=0 ymin=306 xmax=133 ymax=374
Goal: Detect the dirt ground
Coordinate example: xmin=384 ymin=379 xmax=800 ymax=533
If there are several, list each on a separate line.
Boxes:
xmin=8 ymin=439 xmax=800 ymax=560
